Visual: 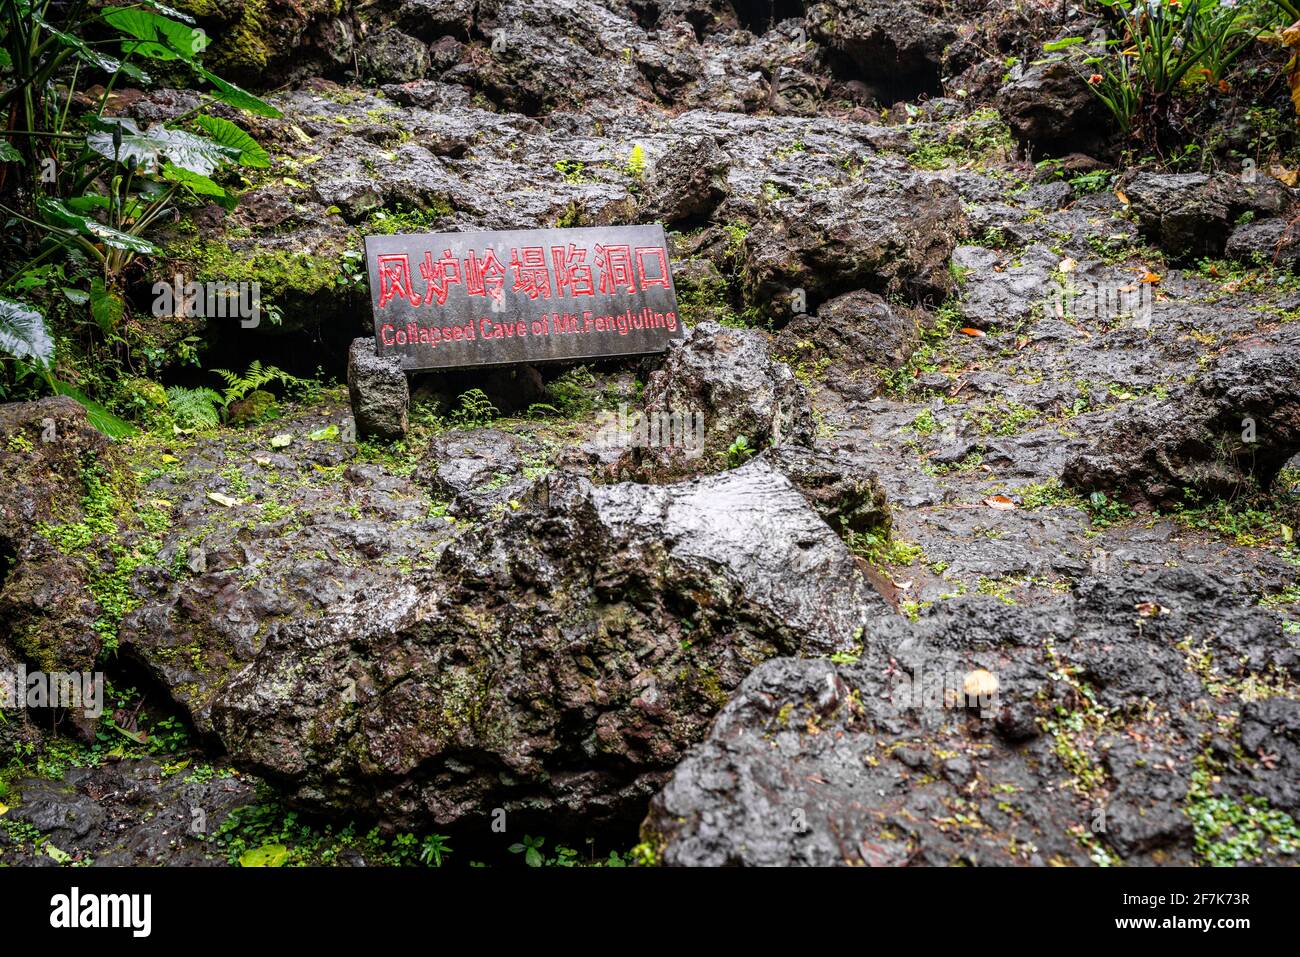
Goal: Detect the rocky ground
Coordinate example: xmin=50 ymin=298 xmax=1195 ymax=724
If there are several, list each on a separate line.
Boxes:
xmin=1 ymin=0 xmax=1299 ymax=866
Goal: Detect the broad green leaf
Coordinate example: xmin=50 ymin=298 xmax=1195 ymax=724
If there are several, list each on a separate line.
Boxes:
xmin=1043 ymin=37 xmax=1087 ymax=52
xmin=110 ymin=721 xmax=149 ymax=744
xmin=0 ymin=297 xmax=54 ymax=366
xmin=0 ymin=141 xmax=21 ymax=163
xmin=46 ymin=844 xmax=71 ymax=864
xmin=309 ymin=424 xmax=339 ymax=441
xmin=162 ymin=163 xmax=228 ymax=200
xmin=133 ymin=0 xmax=197 ymax=24
xmin=195 ymin=65 xmax=282 ymax=118
xmin=36 ymin=197 xmax=160 ymax=255
xmin=65 ymin=193 xmax=146 ymax=220
xmin=239 ymin=844 xmax=290 ymax=867
xmin=87 ymin=118 xmax=237 ymax=176
xmin=121 ymin=39 xmax=181 ymax=61
xmin=269 ymin=433 xmax=292 ymax=448
xmin=195 ymin=115 xmax=271 ymax=168
xmin=102 ymin=7 xmax=207 ymax=59
xmin=61 ymin=287 xmax=90 ymax=305
xmin=89 ymin=277 xmax=123 ymax=334
xmin=33 ymin=14 xmax=124 ymax=73
xmin=118 ymin=61 xmax=153 ymax=84
xmin=51 ymin=379 xmax=136 ymax=438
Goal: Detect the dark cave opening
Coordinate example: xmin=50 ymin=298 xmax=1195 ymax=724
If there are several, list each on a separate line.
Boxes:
xmin=732 ymin=0 xmax=807 ymax=35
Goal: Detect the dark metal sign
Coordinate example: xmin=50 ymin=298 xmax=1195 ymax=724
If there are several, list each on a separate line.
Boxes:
xmin=364 ymin=224 xmax=682 ymax=371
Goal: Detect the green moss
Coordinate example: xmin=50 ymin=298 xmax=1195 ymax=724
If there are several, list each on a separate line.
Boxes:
xmin=227 ymin=389 xmax=278 ymax=425
xmin=848 ymin=530 xmax=922 ymax=569
xmin=366 ymin=200 xmax=455 ymax=235
xmin=1187 ymin=753 xmax=1300 ymax=865
xmin=115 ymin=377 xmax=173 ymax=431
xmin=176 ymin=0 xmax=272 ymax=72
xmin=34 ymin=460 xmax=166 ymax=656
xmin=165 ymin=238 xmax=343 ymax=301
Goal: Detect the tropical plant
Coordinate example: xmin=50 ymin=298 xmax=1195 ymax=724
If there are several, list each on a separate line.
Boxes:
xmin=419 ymin=834 xmax=452 ymax=867
xmin=0 ymin=0 xmax=280 ymax=431
xmin=508 ymin=834 xmax=546 ymax=867
xmin=449 ymin=388 xmax=499 ymax=428
xmin=164 ymin=384 xmax=222 ymax=429
xmin=1050 ymin=0 xmax=1263 ymax=147
xmin=212 ymin=361 xmax=302 ymax=412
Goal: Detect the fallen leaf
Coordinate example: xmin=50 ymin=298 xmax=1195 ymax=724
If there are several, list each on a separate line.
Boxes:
xmin=0 ymin=801 xmax=8 ymax=816
xmin=1115 ymin=189 xmax=1130 ymax=205
xmin=46 ymin=844 xmax=71 ymax=864
xmin=1272 ymin=164 xmax=1299 ymax=188
xmin=207 ymin=491 xmax=241 ymax=508
xmin=1281 ymin=524 xmax=1293 ymax=544
xmin=240 ymin=843 xmax=290 ymax=867
xmin=983 ymin=495 xmax=1016 ymax=510
xmin=1140 ymin=270 xmax=1161 ymax=284
xmin=269 ymin=434 xmax=292 ymax=448
xmin=252 ymin=456 xmax=272 ymax=467
xmin=1058 ymin=257 xmax=1077 ymax=273
xmin=1135 ymin=601 xmax=1168 ymax=617
xmin=110 ymin=721 xmax=149 ymax=744
xmin=159 ymin=453 xmax=179 ymax=464
xmin=959 ymin=327 xmax=986 ymax=337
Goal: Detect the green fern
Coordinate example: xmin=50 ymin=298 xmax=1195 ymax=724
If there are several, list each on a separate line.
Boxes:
xmin=449 ymin=388 xmax=499 ymax=428
xmin=211 ymin=361 xmax=303 ymax=411
xmin=166 ymin=386 xmax=223 ymax=429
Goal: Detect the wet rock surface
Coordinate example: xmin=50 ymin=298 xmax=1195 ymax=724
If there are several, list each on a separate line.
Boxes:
xmin=348 ymin=337 xmax=410 ymax=440
xmin=1063 ymin=328 xmax=1300 ymax=505
xmin=643 ymin=568 xmax=1298 ymax=866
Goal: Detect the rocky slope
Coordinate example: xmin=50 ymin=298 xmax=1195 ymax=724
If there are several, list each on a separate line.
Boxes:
xmin=1 ymin=0 xmax=1298 ymax=866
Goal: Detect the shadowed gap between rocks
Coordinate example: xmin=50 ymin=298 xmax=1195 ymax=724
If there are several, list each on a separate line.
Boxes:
xmin=818 ymin=41 xmax=942 ymax=107
xmin=732 ymin=0 xmax=807 ymax=36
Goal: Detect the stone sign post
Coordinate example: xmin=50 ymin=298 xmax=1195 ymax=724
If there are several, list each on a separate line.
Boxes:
xmin=348 ymin=224 xmax=683 ymax=438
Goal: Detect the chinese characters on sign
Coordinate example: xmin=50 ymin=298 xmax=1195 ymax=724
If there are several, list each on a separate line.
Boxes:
xmin=364 ymin=225 xmax=682 ymax=370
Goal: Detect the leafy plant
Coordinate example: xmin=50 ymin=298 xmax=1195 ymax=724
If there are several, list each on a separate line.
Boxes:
xmin=449 ymin=388 xmax=499 ymax=428
xmin=0 ymin=0 xmax=280 ymax=429
xmin=724 ymin=434 xmax=755 ymax=468
xmin=165 ymin=385 xmax=222 ymax=429
xmin=212 ymin=361 xmax=302 ymax=412
xmin=509 ymin=833 xmax=545 ymax=867
xmin=419 ymin=834 xmax=452 ymax=867
xmin=1052 ymin=0 xmax=1262 ymax=148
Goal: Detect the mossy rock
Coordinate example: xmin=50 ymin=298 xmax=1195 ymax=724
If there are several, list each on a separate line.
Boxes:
xmin=228 ymin=389 xmax=279 ymax=425
xmin=116 ymin=377 xmax=173 ymax=431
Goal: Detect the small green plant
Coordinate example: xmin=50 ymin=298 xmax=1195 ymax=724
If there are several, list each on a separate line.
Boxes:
xmin=724 ymin=435 xmax=755 ymax=467
xmin=1085 ymin=490 xmax=1134 ymax=527
xmin=911 ymin=408 xmax=940 ymax=435
xmin=509 ymin=834 xmax=546 ymax=867
xmin=419 ymin=834 xmax=452 ymax=867
xmin=165 ymin=386 xmax=223 ymax=430
xmin=1052 ymin=0 xmax=1261 ymax=147
xmin=625 ymin=143 xmax=647 ymax=180
xmin=848 ymin=530 xmax=922 ymax=568
xmin=449 ymin=388 xmax=499 ymax=428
